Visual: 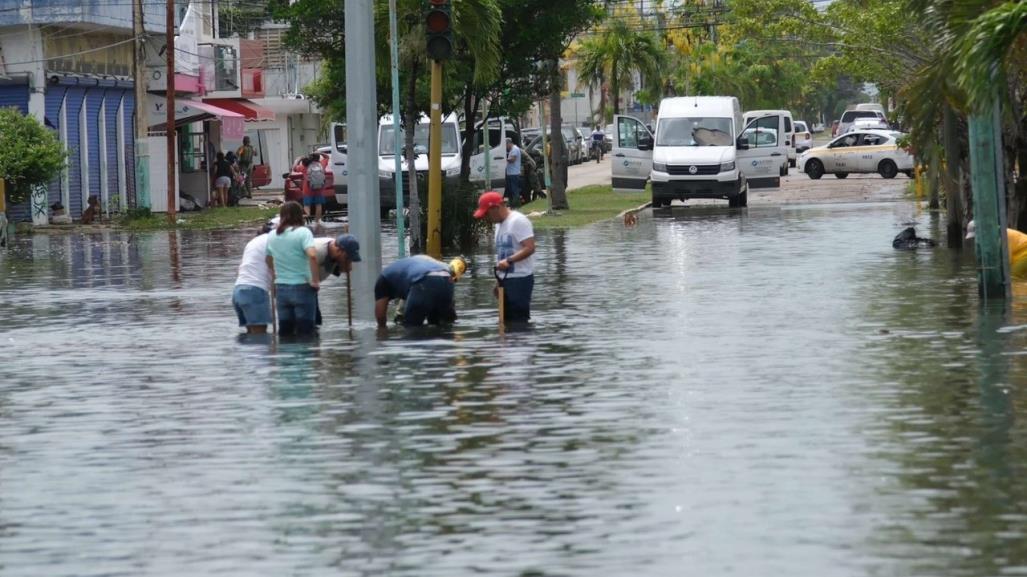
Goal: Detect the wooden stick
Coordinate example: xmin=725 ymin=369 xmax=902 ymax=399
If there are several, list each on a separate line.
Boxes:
xmin=346 ymin=270 xmax=353 ymax=327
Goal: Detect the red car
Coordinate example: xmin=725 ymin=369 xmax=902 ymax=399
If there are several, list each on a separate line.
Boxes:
xmin=283 ymin=152 xmax=339 ymax=209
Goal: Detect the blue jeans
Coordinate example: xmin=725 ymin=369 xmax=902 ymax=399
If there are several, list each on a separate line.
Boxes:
xmin=233 ymin=284 xmax=271 ymax=327
xmin=275 ymin=283 xmax=319 ymax=336
xmin=504 ymin=174 xmax=522 ymax=207
xmin=502 ymin=274 xmax=534 ymax=322
xmin=404 ymin=274 xmax=456 ymax=326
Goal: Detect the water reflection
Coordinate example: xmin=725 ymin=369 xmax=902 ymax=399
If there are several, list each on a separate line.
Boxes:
xmin=2 ymin=204 xmax=1027 ymax=576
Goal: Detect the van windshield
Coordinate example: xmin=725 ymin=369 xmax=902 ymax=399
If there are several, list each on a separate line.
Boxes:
xmin=657 ymin=117 xmax=733 ymax=146
xmin=380 ymin=124 xmax=460 ymax=156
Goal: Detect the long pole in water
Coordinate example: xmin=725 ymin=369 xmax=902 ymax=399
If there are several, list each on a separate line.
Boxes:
xmin=346 ymin=270 xmax=353 ymax=326
xmin=165 ymin=0 xmax=176 ymax=223
xmin=388 ymin=0 xmax=406 ymax=257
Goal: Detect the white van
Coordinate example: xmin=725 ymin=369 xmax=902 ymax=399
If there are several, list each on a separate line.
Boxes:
xmin=612 ymin=96 xmax=785 ymax=208
xmin=330 ymin=115 xmax=512 ymax=214
xmin=743 ymin=109 xmax=794 ymax=171
xmin=468 ymin=117 xmax=519 ymax=190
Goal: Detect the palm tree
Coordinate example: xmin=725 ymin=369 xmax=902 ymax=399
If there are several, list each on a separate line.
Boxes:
xmin=575 ymin=8 xmax=665 ymax=117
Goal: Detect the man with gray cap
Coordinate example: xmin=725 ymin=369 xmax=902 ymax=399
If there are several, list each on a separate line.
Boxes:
xmin=311 ymin=233 xmax=362 ymax=326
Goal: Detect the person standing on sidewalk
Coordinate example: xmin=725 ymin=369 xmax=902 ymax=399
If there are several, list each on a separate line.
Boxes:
xmin=473 ymin=191 xmax=536 ymax=322
xmin=505 ymin=138 xmax=523 ymax=208
xmin=236 ymin=136 xmax=255 ymax=198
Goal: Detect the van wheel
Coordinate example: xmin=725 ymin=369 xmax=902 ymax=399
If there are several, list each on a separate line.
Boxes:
xmin=789 ymin=158 xmax=796 ymax=168
xmin=835 ymin=173 xmax=849 ymax=179
xmin=728 ymin=195 xmax=739 ymax=208
xmin=878 ymin=159 xmax=898 ymax=179
xmin=805 ymin=159 xmax=824 ymax=180
xmin=739 ymin=187 xmax=748 ymax=207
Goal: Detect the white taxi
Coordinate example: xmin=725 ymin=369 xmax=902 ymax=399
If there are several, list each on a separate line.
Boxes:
xmin=798 ymin=130 xmax=914 ymax=180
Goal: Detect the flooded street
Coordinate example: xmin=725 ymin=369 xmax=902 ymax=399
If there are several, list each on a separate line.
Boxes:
xmin=3 ymin=199 xmax=1027 ymax=576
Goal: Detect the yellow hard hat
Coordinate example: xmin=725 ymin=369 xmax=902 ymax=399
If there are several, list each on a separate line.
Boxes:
xmin=448 ymin=257 xmax=467 ymax=280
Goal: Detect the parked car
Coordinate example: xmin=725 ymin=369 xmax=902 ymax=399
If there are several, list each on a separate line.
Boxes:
xmin=561 ymin=125 xmax=584 ymax=165
xmin=283 ymin=152 xmax=339 ymax=209
xmin=604 ymin=123 xmax=614 ymax=152
xmin=793 ymin=121 xmax=813 ymax=153
xmin=837 ymin=109 xmax=888 ymax=136
xmin=798 ymin=130 xmax=914 ymax=180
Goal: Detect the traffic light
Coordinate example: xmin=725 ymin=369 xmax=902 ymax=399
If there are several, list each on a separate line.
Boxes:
xmin=425 ymin=0 xmax=453 ymax=61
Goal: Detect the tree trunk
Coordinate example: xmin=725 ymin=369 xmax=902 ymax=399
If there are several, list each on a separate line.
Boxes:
xmin=598 ymin=71 xmax=607 ymax=124
xmin=943 ymin=106 xmax=964 ymax=247
xmin=460 ymin=85 xmax=478 ymax=185
xmin=549 ymin=60 xmax=569 ymax=210
xmin=405 ymin=58 xmax=422 ymax=253
xmin=611 ymin=64 xmax=620 ymax=115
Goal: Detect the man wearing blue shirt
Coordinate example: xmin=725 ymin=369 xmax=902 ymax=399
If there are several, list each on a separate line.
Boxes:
xmin=505 ymin=138 xmax=523 ymax=208
xmin=374 ymin=256 xmax=467 ymax=327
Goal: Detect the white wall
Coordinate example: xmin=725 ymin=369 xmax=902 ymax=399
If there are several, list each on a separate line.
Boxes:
xmin=0 ymin=25 xmax=46 ymax=121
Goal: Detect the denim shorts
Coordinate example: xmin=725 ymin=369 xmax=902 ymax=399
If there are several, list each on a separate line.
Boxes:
xmin=233 ymin=284 xmax=272 ymax=327
xmin=303 ymin=194 xmax=325 ymax=207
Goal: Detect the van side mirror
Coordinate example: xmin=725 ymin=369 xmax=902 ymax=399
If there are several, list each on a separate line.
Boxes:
xmin=736 ymin=136 xmax=750 ymax=151
xmin=638 ymin=136 xmax=653 ymax=151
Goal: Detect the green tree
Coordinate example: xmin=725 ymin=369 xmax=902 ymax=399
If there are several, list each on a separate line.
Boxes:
xmin=0 ymin=109 xmax=66 ymax=206
xmin=575 ymin=7 xmax=665 ymax=115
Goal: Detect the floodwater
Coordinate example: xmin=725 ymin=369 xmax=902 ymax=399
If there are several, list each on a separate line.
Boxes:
xmin=2 ymin=202 xmax=1027 ymax=577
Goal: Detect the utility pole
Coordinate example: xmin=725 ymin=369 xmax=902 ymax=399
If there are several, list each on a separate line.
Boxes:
xmin=133 ymin=0 xmax=150 ymax=209
xmin=968 ymin=98 xmax=1010 ymax=300
xmin=165 ymin=0 xmax=176 ymax=222
xmin=424 ymin=0 xmax=453 ymax=259
xmin=427 ymin=59 xmax=443 ymax=258
xmin=345 ymin=0 xmax=383 ymax=321
xmin=482 ymin=99 xmax=490 ymax=190
xmin=388 ymin=0 xmax=406 ymax=257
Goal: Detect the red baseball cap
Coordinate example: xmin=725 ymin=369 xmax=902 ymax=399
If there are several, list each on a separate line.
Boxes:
xmin=473 ymin=191 xmax=504 ymax=219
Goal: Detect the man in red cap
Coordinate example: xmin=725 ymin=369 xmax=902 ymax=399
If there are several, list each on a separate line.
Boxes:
xmin=473 ymin=191 xmax=536 ymax=322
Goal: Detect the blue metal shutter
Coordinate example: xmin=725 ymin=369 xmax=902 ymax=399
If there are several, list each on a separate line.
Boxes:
xmin=0 ymin=83 xmax=28 ymax=114
xmin=64 ymin=87 xmax=87 ymax=217
xmin=85 ymin=89 xmax=104 ymax=207
xmin=105 ymin=90 xmax=124 ymax=206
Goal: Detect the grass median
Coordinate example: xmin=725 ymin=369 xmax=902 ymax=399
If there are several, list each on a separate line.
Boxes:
xmin=519 ymin=185 xmax=649 ymax=230
xmin=117 ymin=206 xmax=278 ymax=232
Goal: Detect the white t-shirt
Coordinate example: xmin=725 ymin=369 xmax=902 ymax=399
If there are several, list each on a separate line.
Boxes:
xmin=313 ymin=237 xmax=338 ymax=281
xmin=495 ymin=210 xmax=535 ymax=278
xmin=235 ymin=234 xmax=272 ymax=291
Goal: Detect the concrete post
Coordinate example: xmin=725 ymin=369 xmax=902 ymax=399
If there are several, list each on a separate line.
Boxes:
xmin=345 ymin=0 xmax=382 ymax=321
xmin=968 ymin=101 xmax=1010 ymax=300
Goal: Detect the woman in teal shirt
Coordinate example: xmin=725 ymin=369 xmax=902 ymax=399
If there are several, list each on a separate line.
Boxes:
xmin=266 ymin=202 xmax=320 ymax=335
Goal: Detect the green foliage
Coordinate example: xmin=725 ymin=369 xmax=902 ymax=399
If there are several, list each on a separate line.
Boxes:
xmin=415 ymin=181 xmax=489 ymax=250
xmin=0 ymin=108 xmax=66 ymax=206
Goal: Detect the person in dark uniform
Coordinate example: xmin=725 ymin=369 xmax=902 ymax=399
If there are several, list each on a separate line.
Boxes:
xmin=374 ymin=256 xmax=467 ymax=328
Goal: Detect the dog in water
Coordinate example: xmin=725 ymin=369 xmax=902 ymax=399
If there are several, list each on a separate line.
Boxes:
xmin=623 ymin=211 xmax=638 ymax=227
xmin=892 ymin=227 xmax=936 ymax=250
xmin=80 ymin=195 xmax=101 ymax=224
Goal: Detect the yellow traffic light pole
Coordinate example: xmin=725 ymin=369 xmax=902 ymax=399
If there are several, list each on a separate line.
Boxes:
xmin=427 ymin=59 xmax=443 ymax=259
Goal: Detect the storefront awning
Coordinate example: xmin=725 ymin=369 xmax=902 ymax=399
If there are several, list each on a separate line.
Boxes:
xmin=202 ymin=98 xmax=275 ymax=121
xmin=147 ymin=97 xmax=245 ymax=132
